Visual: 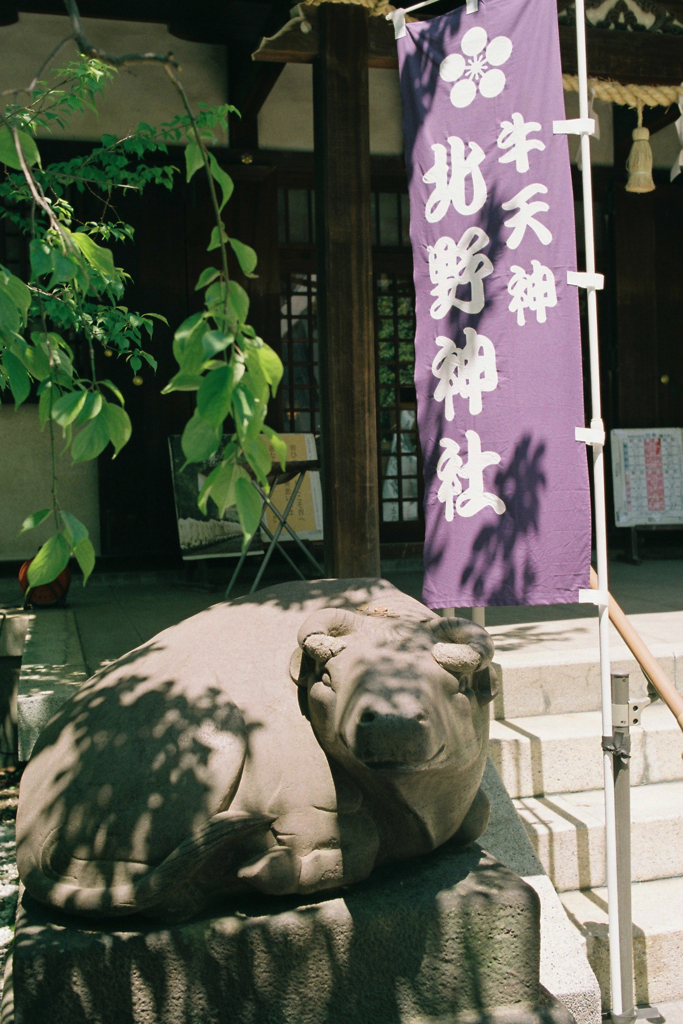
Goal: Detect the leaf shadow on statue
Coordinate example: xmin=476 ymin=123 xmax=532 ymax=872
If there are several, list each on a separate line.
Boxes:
xmin=16 ymin=642 xmax=264 ymax=916
xmin=459 ymin=435 xmax=547 ymax=606
xmin=15 ymin=840 xmax=520 ymax=1024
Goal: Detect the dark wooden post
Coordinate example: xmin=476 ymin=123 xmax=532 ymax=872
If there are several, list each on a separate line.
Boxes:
xmin=313 ymin=2 xmax=381 ymax=578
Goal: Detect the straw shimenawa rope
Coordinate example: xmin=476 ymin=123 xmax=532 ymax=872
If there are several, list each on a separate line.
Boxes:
xmin=562 ymin=74 xmax=681 ymax=109
xmin=305 ymin=0 xmax=398 ymax=15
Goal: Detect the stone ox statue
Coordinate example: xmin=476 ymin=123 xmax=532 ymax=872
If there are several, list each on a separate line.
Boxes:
xmin=17 ymin=579 xmax=498 ymax=920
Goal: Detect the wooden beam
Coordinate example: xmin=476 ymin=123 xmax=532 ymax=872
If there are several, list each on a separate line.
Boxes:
xmin=559 ymin=23 xmax=683 ymax=85
xmin=254 ymin=3 xmax=683 ymax=85
xmin=313 ymin=2 xmax=381 ymax=578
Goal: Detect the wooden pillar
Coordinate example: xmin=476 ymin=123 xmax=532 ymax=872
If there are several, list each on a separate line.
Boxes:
xmin=313 ymin=2 xmax=381 ymax=578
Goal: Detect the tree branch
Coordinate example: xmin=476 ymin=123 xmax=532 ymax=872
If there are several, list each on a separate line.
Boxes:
xmin=63 ymin=0 xmax=180 ymax=69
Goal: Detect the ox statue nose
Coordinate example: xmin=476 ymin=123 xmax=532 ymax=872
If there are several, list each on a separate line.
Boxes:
xmin=346 ymin=701 xmax=438 ymax=768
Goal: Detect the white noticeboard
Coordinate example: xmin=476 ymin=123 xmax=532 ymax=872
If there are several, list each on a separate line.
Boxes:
xmin=611 ymin=428 xmax=683 ymax=527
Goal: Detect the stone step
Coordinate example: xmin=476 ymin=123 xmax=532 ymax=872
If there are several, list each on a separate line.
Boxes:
xmin=513 ymin=780 xmax=683 ymax=891
xmin=488 ymin=703 xmax=683 ymax=799
xmin=561 ymin=875 xmax=683 ymax=1007
xmin=488 ymin=612 xmax=683 ymax=722
xmin=17 ymin=609 xmax=88 ymax=762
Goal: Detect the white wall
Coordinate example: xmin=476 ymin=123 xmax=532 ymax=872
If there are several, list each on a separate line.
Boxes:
xmin=259 ymin=64 xmax=405 ymax=154
xmin=0 ymin=13 xmax=227 ymax=144
xmin=0 ymin=405 xmax=100 ymax=561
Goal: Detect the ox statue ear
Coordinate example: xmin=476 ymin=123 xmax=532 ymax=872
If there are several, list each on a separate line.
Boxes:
xmin=472 ymin=663 xmax=500 ymax=706
xmin=288 ymin=637 xmax=347 ymax=688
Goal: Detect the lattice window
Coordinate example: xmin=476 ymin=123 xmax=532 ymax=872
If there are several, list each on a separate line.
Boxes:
xmin=375 ymin=273 xmax=421 ymax=524
xmin=371 ymin=191 xmax=411 ymax=248
xmin=280 ymin=271 xmax=319 ymax=433
xmin=278 ymin=188 xmax=316 ymax=245
xmin=277 ymin=187 xmax=422 ymax=531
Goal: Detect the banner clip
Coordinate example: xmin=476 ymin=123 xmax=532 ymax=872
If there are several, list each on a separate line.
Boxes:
xmin=386 ymin=9 xmax=407 ymax=38
xmin=553 ymin=118 xmax=596 ymax=136
xmin=567 ymin=270 xmax=604 ymax=290
xmin=466 ymin=0 xmax=479 ymax=12
xmin=575 ymin=423 xmax=605 ymax=447
xmin=579 ymin=588 xmax=609 ymax=606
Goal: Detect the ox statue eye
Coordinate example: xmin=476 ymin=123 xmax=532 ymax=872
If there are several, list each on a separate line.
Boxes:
xmin=321 ymin=671 xmax=332 ymax=687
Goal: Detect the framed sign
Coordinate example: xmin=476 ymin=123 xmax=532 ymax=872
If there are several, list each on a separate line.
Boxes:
xmin=168 ymin=436 xmax=263 ymax=560
xmin=262 ymin=434 xmax=323 ymax=542
xmin=611 ymin=428 xmax=683 ymax=527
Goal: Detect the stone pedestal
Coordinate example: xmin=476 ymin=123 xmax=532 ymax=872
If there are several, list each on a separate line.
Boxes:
xmin=2 ymin=845 xmax=574 ymax=1024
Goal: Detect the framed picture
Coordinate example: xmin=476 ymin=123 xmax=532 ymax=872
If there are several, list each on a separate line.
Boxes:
xmin=168 ymin=436 xmax=264 ymax=560
xmin=611 ymin=428 xmax=683 ymax=528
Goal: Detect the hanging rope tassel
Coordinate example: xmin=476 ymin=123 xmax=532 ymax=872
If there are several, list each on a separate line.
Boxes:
xmin=625 ymin=104 xmax=655 ymax=194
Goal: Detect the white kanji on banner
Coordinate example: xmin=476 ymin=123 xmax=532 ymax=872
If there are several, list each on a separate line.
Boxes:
xmin=427 ymin=227 xmax=493 ymax=318
xmin=502 ymin=183 xmax=552 ymax=249
xmin=497 ymin=112 xmax=545 ymax=173
xmin=507 ymin=260 xmax=557 ymax=325
xmin=423 ymin=136 xmax=487 ymax=222
xmin=432 ymin=328 xmax=498 ymax=417
xmin=436 ymin=431 xmax=506 ymax=521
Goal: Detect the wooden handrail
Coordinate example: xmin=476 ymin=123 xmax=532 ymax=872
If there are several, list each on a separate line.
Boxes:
xmin=590 ymin=567 xmax=683 ymax=742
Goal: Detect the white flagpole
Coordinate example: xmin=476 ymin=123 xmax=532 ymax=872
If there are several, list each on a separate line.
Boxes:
xmin=572 ymin=0 xmax=630 ymax=1018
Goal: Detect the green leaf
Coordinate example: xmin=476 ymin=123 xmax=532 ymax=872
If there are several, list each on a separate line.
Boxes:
xmin=69 ymin=232 xmax=117 ymax=283
xmin=0 ymin=126 xmax=40 ymax=171
xmin=74 ymin=391 xmax=103 ymax=426
xmin=263 ymin=425 xmax=287 ymax=471
xmin=52 ymin=389 xmax=87 ymax=428
xmin=235 ymin=476 xmax=262 ymax=543
xmin=254 ymin=343 xmax=283 ymax=393
xmin=0 ymin=271 xmax=30 ymax=326
xmin=207 ymin=224 xmax=229 ymax=252
xmin=198 ymin=460 xmax=241 ymax=517
xmin=231 ymin=384 xmax=259 ymax=442
xmin=38 ymin=384 xmax=53 ymax=428
xmin=161 ymin=371 xmax=204 ymax=394
xmin=181 ymin=411 xmax=220 ymax=463
xmin=73 ymin=537 xmax=95 ymax=585
xmin=227 ymin=280 xmax=249 ymax=324
xmin=185 ymin=141 xmax=204 ymax=182
xmin=19 ymin=509 xmax=52 ymax=534
xmin=205 ymin=280 xmax=227 ymax=311
xmin=197 ymin=364 xmax=234 ymax=428
xmin=27 ymin=532 xmax=70 ymax=588
xmin=230 ymin=238 xmax=258 ymax=276
xmin=3 ymin=352 xmax=30 ymax=405
xmin=103 ymin=401 xmax=132 ymax=456
xmin=208 ymin=152 xmax=234 ymax=210
xmin=29 ymin=240 xmax=53 ymax=278
xmin=22 ymin=339 xmax=51 ymax=381
xmin=72 ymin=410 xmax=110 ymax=462
xmin=172 ymin=313 xmax=207 ymax=374
xmin=0 ymin=286 xmax=20 ymax=336
xmin=47 ymin=251 xmax=79 ymax=289
xmin=242 ymin=349 xmax=270 ymax=407
xmin=243 ymin=435 xmax=272 ymax=486
xmin=202 ymin=330 xmax=233 ymax=359
xmin=195 ymin=267 xmax=221 ymax=291
xmin=59 ymin=511 xmax=88 ymax=547
xmin=100 ymin=379 xmax=125 ymax=405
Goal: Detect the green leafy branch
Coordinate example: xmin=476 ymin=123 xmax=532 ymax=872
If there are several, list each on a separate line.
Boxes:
xmin=2 ymin=1 xmax=285 ymax=590
xmin=161 ymin=66 xmax=284 ymax=547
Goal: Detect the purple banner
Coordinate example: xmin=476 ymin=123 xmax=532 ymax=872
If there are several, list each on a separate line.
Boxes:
xmin=397 ymin=0 xmax=591 ymax=608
